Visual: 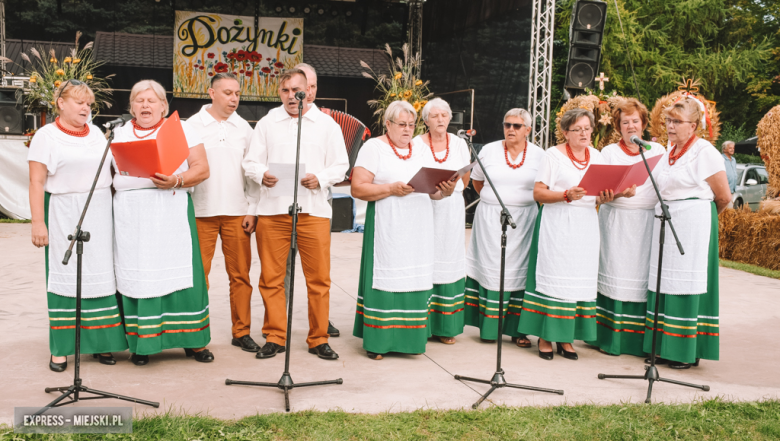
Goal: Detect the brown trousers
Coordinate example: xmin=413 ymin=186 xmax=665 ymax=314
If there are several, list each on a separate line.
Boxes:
xmin=256 ymin=214 xmax=330 ymax=348
xmin=196 ymin=215 xmax=253 ymax=339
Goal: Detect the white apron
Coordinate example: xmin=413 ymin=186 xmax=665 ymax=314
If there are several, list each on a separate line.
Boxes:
xmin=113 ymin=189 xmax=193 ymax=299
xmin=597 ymin=204 xmax=655 ymax=302
xmin=536 ymin=203 xmax=599 ymax=301
xmin=466 ymin=202 xmax=538 ymax=292
xmin=47 ymin=188 xmax=116 ymax=298
xmin=648 ymin=199 xmax=711 ymax=295
xmin=432 ymin=191 xmax=466 ymax=284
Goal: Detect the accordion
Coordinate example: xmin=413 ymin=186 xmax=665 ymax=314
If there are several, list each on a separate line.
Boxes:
xmin=321 ymin=108 xmax=371 ymax=185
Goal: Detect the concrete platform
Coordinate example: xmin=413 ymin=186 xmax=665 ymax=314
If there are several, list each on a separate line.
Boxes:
xmin=1 ymin=223 xmax=779 ymax=422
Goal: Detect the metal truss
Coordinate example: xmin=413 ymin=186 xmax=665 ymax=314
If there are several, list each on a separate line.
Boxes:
xmin=406 ymin=0 xmax=425 ymax=68
xmin=527 ymin=0 xmax=557 ymax=149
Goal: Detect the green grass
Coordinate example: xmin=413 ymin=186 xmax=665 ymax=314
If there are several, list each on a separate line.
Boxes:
xmin=0 ymin=218 xmax=30 ymax=223
xmin=3 ymin=400 xmax=780 ymax=440
xmin=720 ymin=259 xmax=780 ymax=280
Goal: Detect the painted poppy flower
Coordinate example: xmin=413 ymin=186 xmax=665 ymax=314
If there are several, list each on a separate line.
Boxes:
xmin=239 ymin=69 xmax=245 ymax=73
xmin=245 ymin=71 xmax=252 ymax=77
xmin=208 ymin=72 xmax=214 ymax=76
xmin=226 ymin=53 xmax=236 ymax=60
xmin=274 ymin=62 xmax=285 ymax=69
xmin=249 ymin=52 xmax=262 ymax=62
xmin=261 ymin=67 xmax=272 ymax=74
xmin=207 ymin=53 xmax=215 ymax=59
xmin=266 ymin=57 xmax=271 ymax=61
xmin=214 ymin=62 xmax=229 ymax=73
xmin=199 ymin=65 xmax=205 ymax=70
xmin=235 ymin=50 xmax=248 ymax=62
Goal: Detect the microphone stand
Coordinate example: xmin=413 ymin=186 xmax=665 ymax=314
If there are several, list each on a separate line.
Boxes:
xmin=226 ymin=97 xmax=343 ymax=412
xmin=35 ymin=121 xmax=160 ymax=415
xmin=454 ymin=135 xmax=563 ymax=408
xmin=597 ymin=140 xmax=709 ymax=403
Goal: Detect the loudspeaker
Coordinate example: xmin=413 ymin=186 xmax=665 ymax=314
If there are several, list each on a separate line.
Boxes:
xmin=565 ymin=0 xmax=607 ymax=90
xmin=331 ymin=196 xmax=354 ymax=232
xmin=0 ymin=88 xmax=24 ymax=134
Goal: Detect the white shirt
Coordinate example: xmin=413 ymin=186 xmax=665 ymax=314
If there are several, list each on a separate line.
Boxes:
xmin=27 ymin=122 xmax=112 ymax=194
xmin=601 ymin=140 xmax=666 ymax=210
xmin=653 ymin=138 xmax=725 ymax=201
xmin=187 ymin=105 xmax=258 ymax=217
xmin=472 ymin=140 xmax=545 ymax=206
xmin=244 ymin=105 xmax=349 ymax=218
xmin=112 ymin=119 xmax=204 ymax=192
xmin=413 ymin=133 xmax=471 ymax=192
xmin=535 ymin=146 xmax=604 ymax=208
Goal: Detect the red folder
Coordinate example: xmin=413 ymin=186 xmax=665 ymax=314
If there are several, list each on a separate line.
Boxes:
xmin=578 ymin=155 xmax=662 ymax=196
xmin=110 ymin=111 xmax=190 ymax=178
xmin=407 ymin=161 xmax=477 ymax=194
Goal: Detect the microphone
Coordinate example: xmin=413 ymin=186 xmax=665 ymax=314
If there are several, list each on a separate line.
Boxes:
xmin=104 ymin=114 xmax=133 ymax=129
xmin=457 ymin=129 xmax=477 ymax=139
xmin=629 ymin=135 xmax=652 ymax=151
xmin=294 ymin=91 xmax=307 ymax=101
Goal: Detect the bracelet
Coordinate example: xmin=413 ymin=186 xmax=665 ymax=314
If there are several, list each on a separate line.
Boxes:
xmin=174 ymin=175 xmax=181 ymax=189
xmin=563 ymin=190 xmax=572 ymax=203
xmin=180 ymin=175 xmax=185 ymax=189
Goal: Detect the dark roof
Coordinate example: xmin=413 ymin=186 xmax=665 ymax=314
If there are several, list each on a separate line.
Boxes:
xmin=3 ymin=39 xmax=81 ymax=75
xmin=90 ymin=32 xmax=389 ymax=78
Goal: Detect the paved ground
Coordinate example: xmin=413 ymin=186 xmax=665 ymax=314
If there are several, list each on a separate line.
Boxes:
xmin=1 ymin=223 xmax=779 ymax=423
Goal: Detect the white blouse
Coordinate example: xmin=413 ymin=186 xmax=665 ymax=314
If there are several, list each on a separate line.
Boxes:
xmin=534 ymin=146 xmax=604 ymax=208
xmin=653 ymin=138 xmax=725 ymax=201
xmin=27 ymin=122 xmax=112 ymax=194
xmin=413 ymin=133 xmax=471 ymax=192
xmin=471 ymin=140 xmax=545 ymax=206
xmin=601 ymin=140 xmax=666 ymax=210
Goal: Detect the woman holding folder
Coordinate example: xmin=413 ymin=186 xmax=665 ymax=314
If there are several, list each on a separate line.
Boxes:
xmin=518 ymin=109 xmax=617 ymax=360
xmin=351 ymin=100 xmax=454 ymax=360
xmin=414 ymin=98 xmax=471 ymax=345
xmin=28 ymin=80 xmax=128 ymax=372
xmin=643 ymin=98 xmax=731 ymax=369
xmin=112 ymin=80 xmax=213 ymax=366
xmin=464 ymin=109 xmax=544 ymax=347
xmin=589 ymin=99 xmax=664 ymax=357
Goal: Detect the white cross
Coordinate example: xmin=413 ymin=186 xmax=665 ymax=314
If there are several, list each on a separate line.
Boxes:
xmin=595 ymin=72 xmax=609 ymax=91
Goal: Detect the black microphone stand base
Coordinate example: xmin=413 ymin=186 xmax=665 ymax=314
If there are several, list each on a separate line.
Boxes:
xmin=455 ymin=370 xmax=564 ymax=409
xmin=226 ymin=374 xmax=343 ymax=412
xmin=41 ymin=384 xmax=160 ymax=412
xmin=598 ymin=364 xmax=709 ymax=404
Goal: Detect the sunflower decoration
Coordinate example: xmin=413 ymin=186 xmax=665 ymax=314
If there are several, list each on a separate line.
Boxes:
xmin=649 ymin=77 xmax=721 ymax=147
xmin=554 ymin=89 xmax=626 ymax=150
xmin=361 ymin=43 xmax=433 ymax=136
xmin=13 ymin=31 xmax=114 ymax=115
xmin=757 ymin=105 xmax=780 ymax=200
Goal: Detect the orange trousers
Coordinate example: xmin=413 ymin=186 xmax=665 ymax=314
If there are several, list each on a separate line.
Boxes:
xmin=256 ymin=214 xmax=330 ymax=348
xmin=196 ymin=215 xmax=253 ymax=339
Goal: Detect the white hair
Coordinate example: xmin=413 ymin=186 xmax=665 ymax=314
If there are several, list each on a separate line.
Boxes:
xmin=504 ymin=108 xmax=532 ymax=127
xmin=384 ymin=100 xmax=417 ymax=124
xmin=294 ymin=62 xmax=317 ymax=76
xmin=421 ymin=98 xmax=453 ymax=122
xmin=722 ymin=140 xmax=735 ymax=148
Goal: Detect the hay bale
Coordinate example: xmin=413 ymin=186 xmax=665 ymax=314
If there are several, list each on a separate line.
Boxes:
xmin=757 ymin=105 xmax=780 ymax=199
xmin=759 ymin=200 xmax=780 ymax=215
xmin=719 ymin=209 xmax=780 ymax=271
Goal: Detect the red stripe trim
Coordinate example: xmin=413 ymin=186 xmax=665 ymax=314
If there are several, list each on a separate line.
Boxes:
xmin=522 ymin=307 xmax=574 ymax=320
xmin=127 ymin=324 xmax=210 ymax=338
xmin=576 ymin=314 xmax=596 ymax=319
xmin=364 ymin=324 xmax=427 ymax=329
xmin=51 ymin=322 xmax=122 ymax=331
xmin=430 ymin=308 xmax=465 ymax=315
xmin=644 ymin=326 xmax=713 ymax=338
xmin=597 ymin=321 xmax=645 ymax=334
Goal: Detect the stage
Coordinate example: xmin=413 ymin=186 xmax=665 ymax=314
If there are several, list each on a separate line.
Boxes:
xmin=0 ymin=224 xmax=778 ymax=423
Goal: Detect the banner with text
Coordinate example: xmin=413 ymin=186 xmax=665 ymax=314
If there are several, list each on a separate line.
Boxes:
xmin=174 ymin=11 xmax=303 ymax=101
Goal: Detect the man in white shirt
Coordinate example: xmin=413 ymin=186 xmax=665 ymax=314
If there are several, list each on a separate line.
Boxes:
xmin=244 ymin=68 xmax=349 ymax=360
xmin=189 ymin=73 xmax=260 ymax=353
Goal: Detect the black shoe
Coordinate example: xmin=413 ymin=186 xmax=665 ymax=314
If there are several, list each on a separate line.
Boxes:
xmin=184 ymin=348 xmax=215 ymax=363
xmin=49 ymin=355 xmax=67 ymax=372
xmin=256 ymin=342 xmax=285 ymax=359
xmin=480 ymin=338 xmax=496 ymax=343
xmin=130 ymin=354 xmax=149 ymax=366
xmin=668 ymin=358 xmax=700 ymax=369
xmin=232 ymin=335 xmax=260 ymax=352
xmin=367 ymin=351 xmax=383 ymax=360
xmin=556 ymin=343 xmax=578 ymax=360
xmin=92 ymin=353 xmax=116 ymax=365
xmin=538 ymin=339 xmax=554 ymax=360
xmin=644 ymin=356 xmax=668 ymax=365
xmin=328 ymin=321 xmax=340 ymax=338
xmin=308 ymin=343 xmax=339 ymax=360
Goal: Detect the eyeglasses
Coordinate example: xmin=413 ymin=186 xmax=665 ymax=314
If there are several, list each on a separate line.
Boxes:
xmin=57 ymin=79 xmax=84 ymax=100
xmin=503 ymin=122 xmax=525 ymax=130
xmin=566 ymin=127 xmax=593 ymax=134
xmin=664 ymin=118 xmax=693 ymax=126
xmin=389 ymin=120 xmax=414 ymax=130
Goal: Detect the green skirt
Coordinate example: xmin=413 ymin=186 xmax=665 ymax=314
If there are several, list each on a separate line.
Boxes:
xmin=464 ymin=277 xmax=526 ymax=340
xmin=429 ymin=279 xmax=465 ymax=338
xmin=353 ymin=202 xmax=432 ymax=354
xmin=44 ymin=192 xmax=128 ymax=357
xmin=516 ymin=205 xmax=597 ymax=343
xmin=121 ymin=194 xmax=211 ymax=355
xmin=586 ymin=294 xmax=647 ymax=357
xmin=643 ymin=202 xmax=720 ymax=363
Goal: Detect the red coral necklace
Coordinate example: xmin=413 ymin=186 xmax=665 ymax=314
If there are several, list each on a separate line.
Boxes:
xmin=132 ymin=118 xmax=165 ymax=139
xmin=387 ymin=136 xmax=412 ymax=160
xmin=428 ymin=132 xmax=449 ymax=163
xmin=55 ymin=117 xmax=89 ymax=137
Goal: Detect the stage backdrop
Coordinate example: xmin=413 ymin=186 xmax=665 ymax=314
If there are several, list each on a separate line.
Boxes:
xmin=173 ymin=11 xmax=303 ymax=101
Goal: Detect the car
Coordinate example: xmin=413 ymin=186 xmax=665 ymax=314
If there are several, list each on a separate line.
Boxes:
xmin=732 ymin=164 xmax=769 ymax=210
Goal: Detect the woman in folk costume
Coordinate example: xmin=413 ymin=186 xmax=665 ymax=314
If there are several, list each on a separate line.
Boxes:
xmin=112 ymin=80 xmax=213 ymax=366
xmin=464 ymin=109 xmax=544 ymax=348
xmin=518 ymin=108 xmax=628 ymax=361
xmin=28 ymin=80 xmax=128 ymax=372
xmin=643 ymin=98 xmax=731 ymax=369
xmin=352 ymin=100 xmax=455 ymax=360
xmin=588 ymin=98 xmax=665 ymax=357
xmin=413 ymin=98 xmax=471 ymax=345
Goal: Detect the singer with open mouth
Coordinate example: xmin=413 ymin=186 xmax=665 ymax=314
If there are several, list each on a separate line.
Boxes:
xmin=518 ymin=108 xmax=622 ymax=361
xmin=586 ymin=98 xmax=664 ymax=357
